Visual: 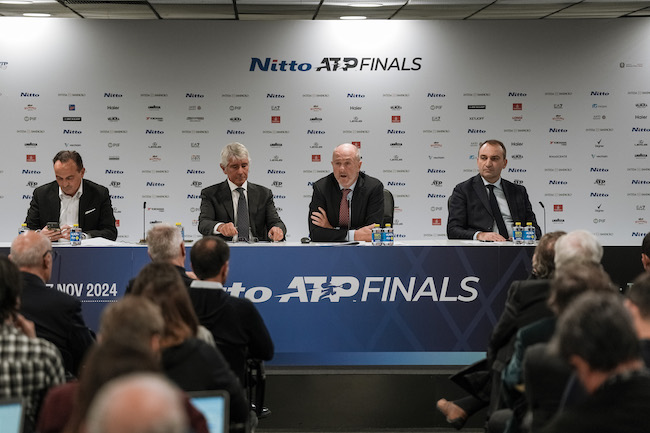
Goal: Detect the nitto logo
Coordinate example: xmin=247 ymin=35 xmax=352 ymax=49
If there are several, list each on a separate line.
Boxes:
xmin=146 ymin=182 xmax=165 ymax=187
xmin=428 ymin=194 xmax=447 ymax=198
xmin=187 ymin=169 xmax=205 ymax=174
xmin=146 ymin=130 xmax=164 ymax=134
xmin=63 ymin=130 xmax=82 ymax=134
xmin=227 ymin=130 xmax=245 ymax=134
xmin=20 ymin=92 xmax=39 ymax=97
xmin=508 ymin=168 xmax=527 ymax=173
xmin=633 ymin=128 xmax=650 ymax=132
xmin=508 ymin=92 xmax=527 ymax=97
xmin=468 ymin=129 xmax=486 ymax=133
xmin=268 ymin=169 xmax=286 ymax=174
xmin=549 ymin=180 xmax=568 ymax=185
xmin=427 ymin=93 xmax=446 ymax=97
xmin=387 ymin=129 xmax=406 ymax=134
xmin=110 ymin=195 xmax=125 ymax=199
xmin=347 ymin=93 xmax=365 ymax=98
xmin=632 ymin=180 xmax=650 ymax=184
xmin=590 ymin=192 xmax=609 ymax=197
xmin=590 ymin=168 xmax=609 ymax=172
xmin=267 ymin=94 xmax=285 ymax=98
xmin=590 ymin=91 xmax=610 ymax=96
xmin=427 ymin=169 xmax=446 ymax=173
xmin=249 ymin=58 xmax=312 ymax=72
xmin=104 ymin=93 xmax=123 ymax=98
xmin=187 ymin=194 xmax=201 ymax=199
xmin=186 ymin=93 xmax=205 ymax=98
xmin=307 ymin=130 xmax=325 ymax=134
xmin=105 ymin=170 xmax=124 ymax=174
xmin=549 ymin=128 xmax=568 ymax=132
xmin=633 ymin=232 xmax=649 ymax=237
xmin=387 ymin=181 xmax=405 ymax=186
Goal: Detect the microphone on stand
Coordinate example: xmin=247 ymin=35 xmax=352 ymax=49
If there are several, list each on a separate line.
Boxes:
xmin=139 ymin=202 xmax=147 ymax=244
xmin=347 ymin=192 xmax=353 ymax=241
xmin=539 ymin=201 xmax=546 ymax=236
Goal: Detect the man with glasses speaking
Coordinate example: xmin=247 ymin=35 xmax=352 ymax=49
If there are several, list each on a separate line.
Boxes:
xmin=9 ymin=231 xmax=95 ymax=377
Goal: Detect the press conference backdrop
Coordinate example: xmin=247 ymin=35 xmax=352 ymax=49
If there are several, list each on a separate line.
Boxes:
xmin=0 ymin=18 xmax=649 ymax=245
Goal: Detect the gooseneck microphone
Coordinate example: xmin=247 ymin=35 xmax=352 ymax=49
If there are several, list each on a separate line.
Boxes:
xmin=347 ymin=192 xmax=352 ymax=241
xmin=539 ymin=201 xmax=546 ymax=236
xmin=140 ymin=202 xmax=147 ymax=244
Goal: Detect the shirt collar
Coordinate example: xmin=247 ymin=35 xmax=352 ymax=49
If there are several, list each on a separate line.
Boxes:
xmin=338 ymin=179 xmax=358 ymax=192
xmin=190 ymin=280 xmax=224 ymax=290
xmin=481 ymin=176 xmax=502 ymax=190
xmin=59 ymin=181 xmax=83 ymax=200
xmin=227 ymin=179 xmax=248 ymax=192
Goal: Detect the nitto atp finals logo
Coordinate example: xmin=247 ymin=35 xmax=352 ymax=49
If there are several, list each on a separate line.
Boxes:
xmin=250 ymin=57 xmax=422 ymax=72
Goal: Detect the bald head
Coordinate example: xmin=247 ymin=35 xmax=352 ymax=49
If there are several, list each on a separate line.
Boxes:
xmin=85 ymin=373 xmax=188 ymax=433
xmin=331 ymin=143 xmax=362 ymax=189
xmin=9 ymin=231 xmax=53 ymax=282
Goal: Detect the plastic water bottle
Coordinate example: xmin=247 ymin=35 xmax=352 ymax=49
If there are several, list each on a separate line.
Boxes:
xmin=525 ymin=222 xmax=536 ymax=245
xmin=70 ymin=224 xmax=82 ymax=246
xmin=176 ymin=222 xmax=185 ymax=241
xmin=372 ymin=224 xmax=382 ymax=246
xmin=18 ymin=223 xmax=28 ymax=235
xmin=513 ymin=222 xmax=524 ymax=245
xmin=383 ymin=223 xmax=394 ymax=246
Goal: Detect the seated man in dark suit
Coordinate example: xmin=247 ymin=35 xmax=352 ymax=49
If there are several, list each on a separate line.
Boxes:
xmin=25 ymin=150 xmax=117 ymax=241
xmin=309 ymin=143 xmax=384 ymax=242
xmin=189 ymin=236 xmax=274 ymax=384
xmin=198 ymin=142 xmax=286 ymax=242
xmin=447 ymin=140 xmax=540 ymax=241
xmin=9 ymin=230 xmax=95 ymax=377
xmin=539 ymin=292 xmax=650 ymax=433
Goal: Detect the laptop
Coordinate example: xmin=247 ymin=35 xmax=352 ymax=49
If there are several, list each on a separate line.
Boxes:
xmin=0 ymin=398 xmax=24 ymax=433
xmin=189 ymin=390 xmax=229 ymax=433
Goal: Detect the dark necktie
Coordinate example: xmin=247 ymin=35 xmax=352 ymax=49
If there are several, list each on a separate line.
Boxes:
xmin=236 ymin=187 xmax=249 ymax=242
xmin=486 ymin=184 xmax=509 ymax=239
xmin=339 ymin=188 xmax=351 ymax=228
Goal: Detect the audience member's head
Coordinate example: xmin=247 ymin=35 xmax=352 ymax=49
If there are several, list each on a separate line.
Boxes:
xmin=553 ymin=229 xmax=603 ymax=270
xmin=85 ymin=373 xmax=188 ymax=433
xmin=146 ymin=223 xmax=184 ymax=264
xmin=531 ymin=231 xmax=566 ymax=279
xmin=625 ymin=272 xmax=650 ymax=339
xmin=642 ymin=232 xmax=650 ymax=272
xmin=190 ymin=236 xmax=230 ymax=281
xmin=67 ymin=342 xmax=162 ymax=432
xmin=551 ymin=291 xmax=641 ymax=394
xmin=99 ymin=296 xmax=164 ymax=352
xmin=0 ymin=256 xmax=22 ymax=323
xmin=548 ymin=260 xmax=616 ymax=316
xmin=130 ymin=262 xmax=199 ymax=347
xmin=9 ymin=231 xmax=53 ymax=282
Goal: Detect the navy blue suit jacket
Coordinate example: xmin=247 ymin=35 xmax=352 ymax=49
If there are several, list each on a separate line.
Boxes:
xmin=447 ymin=174 xmax=541 ymax=240
xmin=308 ymin=172 xmax=384 ymax=242
xmin=197 ymin=180 xmax=286 ymax=241
xmin=25 ymin=179 xmax=117 ymax=241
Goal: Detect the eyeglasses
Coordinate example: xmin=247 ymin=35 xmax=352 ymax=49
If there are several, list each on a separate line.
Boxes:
xmin=43 ymin=249 xmax=59 ymax=261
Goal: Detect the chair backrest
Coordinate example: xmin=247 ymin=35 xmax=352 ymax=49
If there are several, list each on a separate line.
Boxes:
xmin=383 ymin=189 xmax=394 ymax=226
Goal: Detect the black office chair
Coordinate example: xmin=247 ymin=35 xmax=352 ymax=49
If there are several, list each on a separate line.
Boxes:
xmin=383 ymin=189 xmax=395 ymax=226
xmin=246 ymin=359 xmax=269 ymax=418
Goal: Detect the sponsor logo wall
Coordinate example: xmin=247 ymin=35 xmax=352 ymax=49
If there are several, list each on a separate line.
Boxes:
xmin=0 ymin=19 xmax=649 ymax=245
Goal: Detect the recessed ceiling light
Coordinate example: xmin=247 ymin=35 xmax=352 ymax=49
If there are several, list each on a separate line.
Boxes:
xmin=348 ymin=2 xmax=383 ymax=7
xmin=23 ymin=12 xmax=51 ymax=16
xmin=340 ymin=15 xmax=367 ymax=20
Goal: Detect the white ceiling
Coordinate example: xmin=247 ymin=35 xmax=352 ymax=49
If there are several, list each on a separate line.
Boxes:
xmin=1 ymin=0 xmax=650 ymax=20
